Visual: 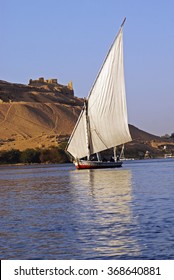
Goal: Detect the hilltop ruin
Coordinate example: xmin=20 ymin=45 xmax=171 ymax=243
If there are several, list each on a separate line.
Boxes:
xmin=29 ymin=77 xmax=74 ymax=96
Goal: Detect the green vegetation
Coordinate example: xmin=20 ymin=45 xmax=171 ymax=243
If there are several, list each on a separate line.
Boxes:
xmin=0 ymin=145 xmax=70 ymax=165
xmin=0 ymin=149 xmax=21 ymax=164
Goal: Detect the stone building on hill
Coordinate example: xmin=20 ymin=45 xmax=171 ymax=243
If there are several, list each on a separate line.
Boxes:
xmin=28 ymin=77 xmax=74 ymax=96
xmin=29 ymin=77 xmax=58 ymax=85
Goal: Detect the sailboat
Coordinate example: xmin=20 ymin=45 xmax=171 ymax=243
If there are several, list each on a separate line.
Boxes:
xmin=66 ymin=18 xmax=132 ymax=169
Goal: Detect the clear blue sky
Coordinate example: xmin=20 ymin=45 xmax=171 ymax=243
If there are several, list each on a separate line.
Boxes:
xmin=1 ymin=0 xmax=174 ymax=136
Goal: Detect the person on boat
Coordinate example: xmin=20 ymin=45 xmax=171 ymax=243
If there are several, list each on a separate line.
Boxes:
xmin=91 ymin=155 xmax=97 ymax=161
xmin=116 ymin=155 xmax=120 ymax=162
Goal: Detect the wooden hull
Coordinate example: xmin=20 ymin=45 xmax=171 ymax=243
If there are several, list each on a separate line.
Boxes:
xmin=74 ymin=160 xmax=122 ymax=169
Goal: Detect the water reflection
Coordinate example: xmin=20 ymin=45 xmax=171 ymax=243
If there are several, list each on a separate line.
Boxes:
xmin=0 ymin=165 xmax=140 ymax=259
xmin=69 ymin=169 xmax=140 ymax=258
xmin=1 ymin=161 xmax=174 ymax=259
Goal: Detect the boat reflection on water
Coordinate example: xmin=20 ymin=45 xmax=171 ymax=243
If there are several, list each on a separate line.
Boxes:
xmin=69 ymin=168 xmax=140 ymax=259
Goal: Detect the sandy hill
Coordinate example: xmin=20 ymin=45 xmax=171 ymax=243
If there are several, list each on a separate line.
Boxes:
xmin=127 ymin=125 xmax=174 ymax=158
xmin=0 ymin=80 xmax=83 ymax=151
xmin=0 ymin=79 xmax=173 ymax=157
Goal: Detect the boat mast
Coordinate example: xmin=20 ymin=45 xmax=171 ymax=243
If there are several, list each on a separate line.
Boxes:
xmin=84 ymin=99 xmax=91 ymax=160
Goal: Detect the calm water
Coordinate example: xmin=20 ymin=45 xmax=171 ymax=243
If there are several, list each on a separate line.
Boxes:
xmin=0 ymin=159 xmax=174 ymax=260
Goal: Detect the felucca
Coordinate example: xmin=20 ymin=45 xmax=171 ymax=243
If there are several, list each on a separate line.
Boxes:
xmin=66 ymin=18 xmax=132 ymax=169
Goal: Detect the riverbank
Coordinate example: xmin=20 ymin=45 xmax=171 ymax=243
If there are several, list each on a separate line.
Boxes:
xmin=0 ymin=146 xmax=70 ymax=165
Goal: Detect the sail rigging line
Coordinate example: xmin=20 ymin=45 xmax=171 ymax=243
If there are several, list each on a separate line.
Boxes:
xmin=113 ymin=146 xmax=117 ymax=161
xmin=84 ymin=99 xmax=91 ymax=160
xmin=87 ymin=18 xmax=126 ymax=102
xmin=93 ymin=128 xmax=109 ymax=150
xmin=96 ymin=152 xmax=102 ymax=161
xmin=120 ymin=144 xmax=125 ymax=158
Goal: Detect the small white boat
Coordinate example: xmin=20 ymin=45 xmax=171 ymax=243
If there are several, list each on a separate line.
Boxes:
xmin=66 ymin=18 xmax=132 ymax=169
xmin=164 ymin=154 xmax=173 ymax=158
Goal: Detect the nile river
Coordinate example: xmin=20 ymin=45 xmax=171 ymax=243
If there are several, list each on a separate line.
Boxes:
xmin=0 ymin=159 xmax=174 ymax=259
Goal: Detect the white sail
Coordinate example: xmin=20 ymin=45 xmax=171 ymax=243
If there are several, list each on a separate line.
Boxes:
xmin=67 ymin=25 xmax=132 ymax=159
xmin=66 ymin=109 xmax=87 ymax=159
